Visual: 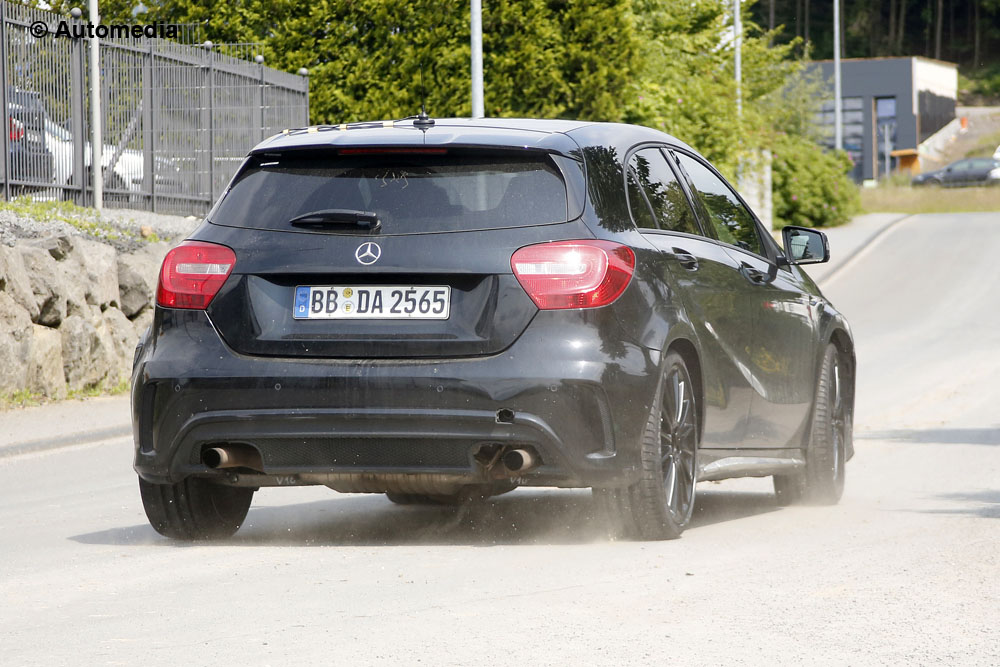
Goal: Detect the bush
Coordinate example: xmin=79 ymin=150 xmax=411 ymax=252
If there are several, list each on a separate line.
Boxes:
xmin=960 ymin=65 xmax=1000 ymax=105
xmin=772 ymin=135 xmax=860 ymax=228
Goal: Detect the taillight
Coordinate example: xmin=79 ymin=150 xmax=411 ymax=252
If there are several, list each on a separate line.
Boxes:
xmin=8 ymin=116 xmax=23 ymax=142
xmin=156 ymin=241 xmax=236 ymax=309
xmin=511 ymin=240 xmax=635 ymax=310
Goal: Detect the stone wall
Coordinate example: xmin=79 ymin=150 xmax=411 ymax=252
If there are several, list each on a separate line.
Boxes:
xmin=0 ymin=235 xmax=168 ymax=398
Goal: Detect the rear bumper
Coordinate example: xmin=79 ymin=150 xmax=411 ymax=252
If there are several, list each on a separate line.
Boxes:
xmin=132 ymin=309 xmax=660 ymax=488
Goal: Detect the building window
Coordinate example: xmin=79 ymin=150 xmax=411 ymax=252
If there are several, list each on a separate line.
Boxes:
xmin=819 ymin=97 xmax=864 ymax=182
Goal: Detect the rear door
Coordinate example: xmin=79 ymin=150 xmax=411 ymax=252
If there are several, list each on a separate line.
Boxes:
xmin=625 ymin=145 xmax=754 ymax=448
xmin=672 ymin=151 xmax=821 ymax=450
xmin=200 ymin=147 xmax=588 ymax=358
xmin=943 ymin=160 xmax=972 ymax=187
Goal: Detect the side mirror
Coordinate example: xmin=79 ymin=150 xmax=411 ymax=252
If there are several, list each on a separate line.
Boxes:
xmin=781 ymin=226 xmax=830 ymax=265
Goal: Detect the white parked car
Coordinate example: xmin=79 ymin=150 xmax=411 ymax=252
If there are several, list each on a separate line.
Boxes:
xmin=44 ymin=118 xmax=182 ymax=194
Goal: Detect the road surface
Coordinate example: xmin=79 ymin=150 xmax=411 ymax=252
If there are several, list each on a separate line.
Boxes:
xmin=2 ymin=213 xmax=998 ymax=665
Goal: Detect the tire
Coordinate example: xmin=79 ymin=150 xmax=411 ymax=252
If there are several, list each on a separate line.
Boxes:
xmin=594 ymin=350 xmax=699 ymax=540
xmin=773 ymin=344 xmax=848 ymax=505
xmin=138 ymin=476 xmax=253 ymax=540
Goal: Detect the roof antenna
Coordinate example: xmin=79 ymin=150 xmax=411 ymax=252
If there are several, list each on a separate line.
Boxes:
xmin=413 ymin=68 xmax=434 ymax=131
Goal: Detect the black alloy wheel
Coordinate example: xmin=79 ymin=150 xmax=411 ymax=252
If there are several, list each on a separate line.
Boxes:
xmin=774 ymin=344 xmax=847 ymax=505
xmin=594 ymin=350 xmax=699 ymax=540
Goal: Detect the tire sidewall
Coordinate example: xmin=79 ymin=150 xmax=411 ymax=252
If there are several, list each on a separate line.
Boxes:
xmin=805 ymin=344 xmax=846 ymax=503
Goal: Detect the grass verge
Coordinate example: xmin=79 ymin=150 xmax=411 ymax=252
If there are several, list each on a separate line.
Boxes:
xmin=0 ymin=389 xmax=44 ymax=410
xmin=1 ymin=378 xmax=131 ymax=411
xmin=861 ymin=185 xmax=1000 ymax=214
xmin=0 ymin=198 xmax=161 ymax=243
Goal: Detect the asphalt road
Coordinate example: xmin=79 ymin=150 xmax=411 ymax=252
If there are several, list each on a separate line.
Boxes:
xmin=2 ymin=213 xmax=999 ymax=665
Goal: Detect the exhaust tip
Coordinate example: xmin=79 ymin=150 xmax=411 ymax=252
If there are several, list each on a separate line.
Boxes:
xmin=202 ymin=447 xmax=225 ymax=468
xmin=502 ymin=448 xmax=538 ymax=472
xmin=201 ymin=445 xmax=263 ymax=471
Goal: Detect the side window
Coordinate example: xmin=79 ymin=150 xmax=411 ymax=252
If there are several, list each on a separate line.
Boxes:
xmin=675 ymin=153 xmax=763 ymax=257
xmin=626 ymin=159 xmax=658 ymax=230
xmin=628 ymin=148 xmax=700 ymax=235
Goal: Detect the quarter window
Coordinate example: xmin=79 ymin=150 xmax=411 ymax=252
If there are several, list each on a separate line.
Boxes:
xmin=628 ymin=148 xmax=699 ymax=235
xmin=675 ymin=153 xmax=763 ymax=257
xmin=626 ymin=162 xmax=657 ymax=230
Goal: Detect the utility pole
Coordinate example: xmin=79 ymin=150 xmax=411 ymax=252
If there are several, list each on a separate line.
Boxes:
xmin=734 ymin=0 xmax=741 ymax=117
xmin=470 ymin=0 xmax=484 ymax=119
xmin=88 ymin=0 xmax=102 ymax=209
xmin=833 ymin=0 xmax=842 ymax=151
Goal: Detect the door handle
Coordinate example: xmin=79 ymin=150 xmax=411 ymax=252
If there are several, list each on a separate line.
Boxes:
xmin=671 ymin=247 xmax=699 ymax=271
xmin=740 ymin=262 xmax=767 ymax=284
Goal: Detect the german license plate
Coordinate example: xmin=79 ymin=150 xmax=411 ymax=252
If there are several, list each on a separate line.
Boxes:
xmin=293 ymin=285 xmax=451 ymax=320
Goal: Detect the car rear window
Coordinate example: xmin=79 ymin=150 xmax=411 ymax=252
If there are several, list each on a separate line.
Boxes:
xmin=208 ymin=149 xmax=583 ymax=234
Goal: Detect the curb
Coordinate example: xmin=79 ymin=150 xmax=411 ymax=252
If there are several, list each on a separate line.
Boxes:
xmin=0 ymin=424 xmax=131 ymax=459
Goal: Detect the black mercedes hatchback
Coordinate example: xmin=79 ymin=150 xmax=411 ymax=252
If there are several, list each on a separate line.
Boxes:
xmin=133 ymin=118 xmax=855 ymax=541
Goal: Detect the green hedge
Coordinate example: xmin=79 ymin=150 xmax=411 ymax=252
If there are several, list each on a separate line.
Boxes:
xmin=772 ymin=134 xmax=859 ymax=228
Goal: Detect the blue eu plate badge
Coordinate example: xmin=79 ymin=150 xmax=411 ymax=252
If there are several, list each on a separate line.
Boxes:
xmin=294 ymin=286 xmax=310 ymax=317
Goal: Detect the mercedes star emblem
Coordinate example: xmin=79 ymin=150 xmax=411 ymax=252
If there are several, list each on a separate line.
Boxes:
xmin=355 ymin=241 xmax=382 ymax=265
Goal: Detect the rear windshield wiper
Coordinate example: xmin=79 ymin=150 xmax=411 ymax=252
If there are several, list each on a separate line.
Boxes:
xmin=288 ymin=209 xmax=381 ymax=233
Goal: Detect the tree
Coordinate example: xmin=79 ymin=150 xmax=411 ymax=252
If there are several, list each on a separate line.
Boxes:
xmin=626 ymin=0 xmax=801 ymax=175
xmin=42 ymin=0 xmax=858 ymax=225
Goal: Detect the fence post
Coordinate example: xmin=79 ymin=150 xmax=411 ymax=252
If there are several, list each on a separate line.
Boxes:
xmin=207 ymin=49 xmax=214 ymax=202
xmin=259 ymin=61 xmax=266 ymax=141
xmin=302 ymin=71 xmax=310 ymax=126
xmin=0 ymin=2 xmax=10 ymax=202
xmin=198 ymin=46 xmax=210 ymax=207
xmin=70 ymin=29 xmax=85 ymax=204
xmin=142 ymin=42 xmax=154 ymax=212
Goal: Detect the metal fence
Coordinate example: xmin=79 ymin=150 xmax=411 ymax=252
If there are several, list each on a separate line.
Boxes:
xmin=0 ymin=2 xmax=309 ymax=216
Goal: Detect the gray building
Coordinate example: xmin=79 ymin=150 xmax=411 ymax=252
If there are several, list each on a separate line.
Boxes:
xmin=808 ymin=57 xmax=957 ymax=182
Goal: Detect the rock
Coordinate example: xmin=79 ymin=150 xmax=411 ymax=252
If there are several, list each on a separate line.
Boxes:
xmin=131 ymin=308 xmax=154 ymax=339
xmin=59 ymin=314 xmax=116 ymax=392
xmin=17 ymin=245 xmax=68 ymax=327
xmin=0 ymin=291 xmax=32 ymax=394
xmin=26 ymin=325 xmax=66 ymax=399
xmin=67 ymin=237 xmax=119 ymax=309
xmin=102 ymin=306 xmax=138 ymax=383
xmin=26 ymin=234 xmax=73 ymax=261
xmin=117 ymin=242 xmax=168 ymax=317
xmin=140 ymin=225 xmax=153 ymax=238
xmin=64 ymin=277 xmax=91 ymax=319
xmin=0 ymin=245 xmax=41 ymax=322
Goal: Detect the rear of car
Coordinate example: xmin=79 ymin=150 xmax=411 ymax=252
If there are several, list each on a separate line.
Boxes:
xmin=133 ymin=122 xmax=659 ymax=538
xmin=8 ymin=90 xmax=55 ymax=186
